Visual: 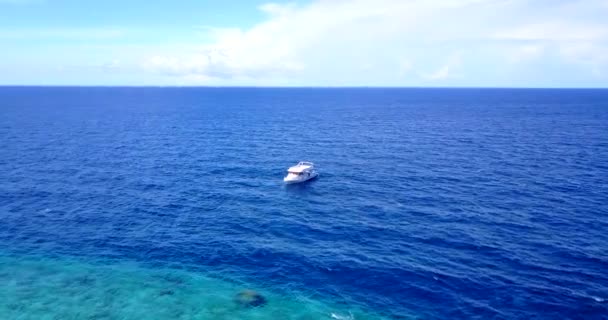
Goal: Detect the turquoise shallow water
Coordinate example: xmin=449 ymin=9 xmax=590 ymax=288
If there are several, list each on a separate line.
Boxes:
xmin=0 ymin=253 xmax=390 ymax=320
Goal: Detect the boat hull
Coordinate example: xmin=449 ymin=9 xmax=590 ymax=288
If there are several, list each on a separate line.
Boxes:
xmin=283 ymin=171 xmax=318 ymax=184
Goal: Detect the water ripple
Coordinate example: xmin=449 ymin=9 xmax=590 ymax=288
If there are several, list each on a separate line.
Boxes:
xmin=1 ymin=87 xmax=608 ymax=319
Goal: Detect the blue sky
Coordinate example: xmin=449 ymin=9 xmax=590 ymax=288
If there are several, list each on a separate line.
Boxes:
xmin=1 ymin=0 xmax=607 ymax=87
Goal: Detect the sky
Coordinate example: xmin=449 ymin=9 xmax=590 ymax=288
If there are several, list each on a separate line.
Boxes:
xmin=0 ymin=0 xmax=607 ymax=87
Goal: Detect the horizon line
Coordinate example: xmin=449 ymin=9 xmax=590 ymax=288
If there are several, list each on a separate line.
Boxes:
xmin=0 ymin=85 xmax=607 ymax=90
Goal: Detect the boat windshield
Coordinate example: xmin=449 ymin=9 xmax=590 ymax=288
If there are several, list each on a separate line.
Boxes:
xmin=288 ymin=171 xmax=302 ymax=175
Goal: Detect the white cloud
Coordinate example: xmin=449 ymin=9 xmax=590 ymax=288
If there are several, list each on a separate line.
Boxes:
xmin=398 ymin=60 xmax=412 ymax=76
xmin=142 ymin=0 xmax=608 ymax=85
xmin=423 ymin=65 xmax=451 ymax=81
xmin=495 ymin=22 xmax=608 ymax=41
xmin=507 ymin=44 xmax=545 ymax=63
xmin=422 ymin=54 xmax=462 ymax=80
xmin=495 ymin=19 xmax=608 ymax=75
xmin=559 ymin=42 xmax=608 ymax=77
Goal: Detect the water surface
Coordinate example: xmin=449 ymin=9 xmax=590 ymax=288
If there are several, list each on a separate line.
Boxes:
xmin=1 ymin=87 xmax=607 ymax=319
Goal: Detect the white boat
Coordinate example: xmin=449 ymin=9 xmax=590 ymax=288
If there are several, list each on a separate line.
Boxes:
xmin=283 ymin=161 xmax=318 ymax=184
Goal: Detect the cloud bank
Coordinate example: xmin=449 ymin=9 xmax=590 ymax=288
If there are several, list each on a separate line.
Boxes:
xmin=142 ymin=0 xmax=606 ymax=85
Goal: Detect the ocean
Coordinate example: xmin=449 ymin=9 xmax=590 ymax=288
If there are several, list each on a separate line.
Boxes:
xmin=1 ymin=87 xmax=607 ymax=319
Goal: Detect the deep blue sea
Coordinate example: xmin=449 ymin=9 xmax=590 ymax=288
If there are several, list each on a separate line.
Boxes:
xmin=1 ymin=87 xmax=607 ymax=320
